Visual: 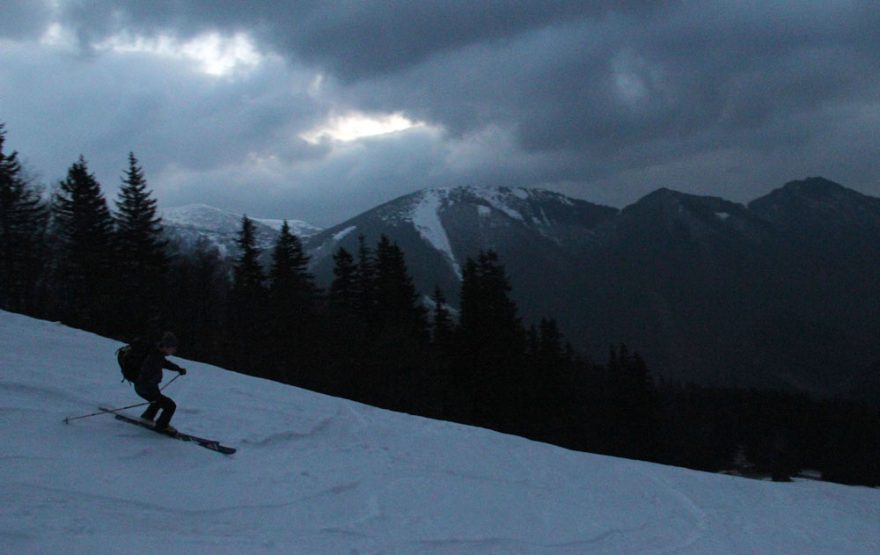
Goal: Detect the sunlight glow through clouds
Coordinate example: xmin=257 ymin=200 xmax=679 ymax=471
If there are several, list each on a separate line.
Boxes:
xmin=94 ymin=31 xmax=263 ymax=77
xmin=39 ymin=22 xmax=77 ymax=50
xmin=300 ymin=112 xmax=426 ymax=144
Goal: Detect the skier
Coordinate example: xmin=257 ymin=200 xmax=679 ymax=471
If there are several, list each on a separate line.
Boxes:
xmin=135 ymin=332 xmax=187 ymax=433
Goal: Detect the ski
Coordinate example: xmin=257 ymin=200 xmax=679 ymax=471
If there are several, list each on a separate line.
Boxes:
xmin=101 ymin=408 xmax=236 ymax=455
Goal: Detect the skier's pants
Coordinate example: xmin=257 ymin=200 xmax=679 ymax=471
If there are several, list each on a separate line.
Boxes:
xmin=134 ymin=383 xmax=176 ymax=429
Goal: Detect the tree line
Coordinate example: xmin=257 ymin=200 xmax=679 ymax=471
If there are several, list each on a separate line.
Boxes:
xmin=1 ymin=123 xmax=877 ymax=486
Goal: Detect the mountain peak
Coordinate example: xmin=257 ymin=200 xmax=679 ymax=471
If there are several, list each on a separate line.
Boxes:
xmin=628 ymin=187 xmax=743 ymax=216
xmin=749 ymin=177 xmax=880 ymax=227
xmin=779 ymin=177 xmax=850 ymax=199
xmin=617 ymin=187 xmax=761 ymax=244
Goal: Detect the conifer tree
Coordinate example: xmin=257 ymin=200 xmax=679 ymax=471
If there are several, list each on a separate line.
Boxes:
xmin=269 ymin=221 xmax=314 ymax=307
xmin=51 ymin=156 xmax=115 ymax=330
xmin=373 ymin=234 xmax=427 ymax=340
xmin=457 ymin=250 xmax=526 ymax=425
xmin=459 ymin=250 xmax=523 ymax=353
xmin=232 ymin=216 xmax=265 ymax=295
xmin=538 ymin=318 xmax=564 ymax=361
xmin=268 ymin=221 xmax=318 ymax=379
xmin=114 ymin=152 xmax=168 ymax=336
xmin=228 ymin=215 xmax=267 ymax=371
xmin=430 ymin=286 xmax=455 ymax=350
xmin=354 ymin=234 xmax=376 ymax=322
xmin=0 ymin=124 xmax=48 ymax=313
xmin=604 ymin=344 xmax=661 ymax=460
xmin=163 ymin=238 xmax=228 ymax=362
xmin=329 ymin=247 xmax=357 ymax=313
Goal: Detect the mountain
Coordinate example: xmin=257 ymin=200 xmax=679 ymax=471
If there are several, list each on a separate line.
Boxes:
xmin=4 ymin=309 xmax=880 ymax=553
xmin=155 ymin=182 xmax=878 ymax=398
xmin=305 ymin=185 xmax=617 ymax=310
xmin=162 ymin=204 xmax=322 ymax=257
xmin=304 ymin=180 xmax=880 ymax=398
xmin=748 ymin=177 xmax=880 ymax=395
xmin=749 ymin=177 xmax=880 ymax=232
xmin=571 ymin=188 xmax=792 ymax=386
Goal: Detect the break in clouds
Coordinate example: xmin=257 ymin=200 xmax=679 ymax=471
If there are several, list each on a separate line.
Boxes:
xmin=2 ymin=0 xmax=879 ymax=225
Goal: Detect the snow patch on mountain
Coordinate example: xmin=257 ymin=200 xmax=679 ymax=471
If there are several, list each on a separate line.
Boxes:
xmin=408 ymin=190 xmax=462 ymax=278
xmin=164 ymin=205 xmax=321 ymax=239
xmin=162 ymin=204 xmax=322 ymax=256
xmin=254 ymin=217 xmax=323 ymax=237
xmin=470 ymin=186 xmax=526 ymax=221
xmin=333 ymin=225 xmax=358 ymax=242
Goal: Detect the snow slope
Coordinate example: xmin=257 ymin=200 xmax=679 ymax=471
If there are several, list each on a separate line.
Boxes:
xmin=1 ymin=310 xmax=878 ymax=554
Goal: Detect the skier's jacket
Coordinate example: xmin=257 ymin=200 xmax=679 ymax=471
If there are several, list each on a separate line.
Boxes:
xmin=139 ymin=348 xmax=185 ymax=387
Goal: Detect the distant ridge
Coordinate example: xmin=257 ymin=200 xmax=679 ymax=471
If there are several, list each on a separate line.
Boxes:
xmin=301 ymin=179 xmax=880 ymax=398
xmin=158 ymin=180 xmax=880 ymax=398
xmin=162 ymin=204 xmax=322 ymax=256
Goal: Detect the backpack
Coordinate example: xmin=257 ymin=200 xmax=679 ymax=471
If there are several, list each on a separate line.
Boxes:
xmin=116 ymin=338 xmax=153 ymax=383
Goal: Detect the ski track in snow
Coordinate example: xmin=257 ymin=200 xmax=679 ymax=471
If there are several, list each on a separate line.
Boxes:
xmin=1 ymin=310 xmax=880 ymax=554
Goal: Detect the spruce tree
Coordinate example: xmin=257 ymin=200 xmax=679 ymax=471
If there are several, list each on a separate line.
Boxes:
xmin=374 ymin=234 xmax=427 ymax=340
xmin=459 ymin=250 xmax=523 ymax=353
xmin=232 ymin=216 xmax=265 ymax=294
xmin=164 ymin=238 xmax=228 ymax=363
xmin=228 ymin=216 xmax=267 ymax=372
xmin=604 ymin=344 xmax=661 ymax=460
xmin=538 ymin=318 xmax=564 ymax=361
xmin=0 ymin=124 xmax=48 ymax=313
xmin=456 ymin=250 xmax=526 ymax=426
xmin=51 ymin=156 xmax=115 ymax=330
xmin=430 ymin=286 xmax=455 ymax=350
xmin=329 ymin=247 xmax=357 ymax=313
xmin=268 ymin=221 xmax=318 ymax=379
xmin=114 ymin=152 xmax=168 ymax=337
xmin=269 ymin=221 xmax=314 ymax=307
xmin=354 ymin=234 xmax=376 ymax=322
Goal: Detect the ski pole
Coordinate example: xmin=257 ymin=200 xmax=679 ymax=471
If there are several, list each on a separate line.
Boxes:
xmin=62 ymin=373 xmax=184 ymax=423
xmin=63 ymin=401 xmax=150 ymax=423
xmin=161 ymin=373 xmax=182 ymax=391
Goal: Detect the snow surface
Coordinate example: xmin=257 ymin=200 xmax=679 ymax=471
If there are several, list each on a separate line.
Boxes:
xmin=470 ymin=187 xmax=526 ymax=222
xmin=163 ymin=204 xmax=322 ymax=238
xmin=253 ymin=217 xmax=323 ymax=238
xmin=333 ymin=225 xmax=358 ymax=242
xmin=409 ymin=190 xmax=462 ymax=278
xmin=2 ymin=310 xmax=879 ymax=554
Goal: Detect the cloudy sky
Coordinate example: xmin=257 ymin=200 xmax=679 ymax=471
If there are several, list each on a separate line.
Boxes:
xmin=2 ymin=1 xmax=879 ymax=226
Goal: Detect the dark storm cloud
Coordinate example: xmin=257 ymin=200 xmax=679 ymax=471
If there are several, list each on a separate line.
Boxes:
xmin=4 ymin=1 xmax=880 ymax=224
xmin=317 ymin=1 xmax=880 ymax=202
xmin=57 ymin=1 xmax=659 ymax=76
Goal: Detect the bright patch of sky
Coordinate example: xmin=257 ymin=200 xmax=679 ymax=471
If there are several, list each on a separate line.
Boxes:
xmin=301 ymin=112 xmax=426 ymax=144
xmin=93 ymin=31 xmax=263 ymax=77
xmin=38 ymin=22 xmax=76 ymax=49
xmin=611 ymin=50 xmax=654 ymax=107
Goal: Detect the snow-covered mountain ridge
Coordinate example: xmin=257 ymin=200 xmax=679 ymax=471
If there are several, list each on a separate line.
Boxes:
xmin=2 ymin=310 xmax=879 ymax=553
xmin=162 ymin=204 xmax=322 ymax=256
xmin=305 ymin=185 xmax=617 ymax=305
